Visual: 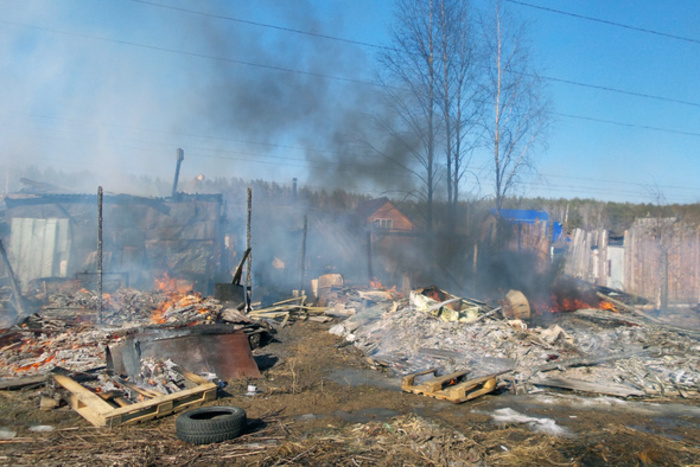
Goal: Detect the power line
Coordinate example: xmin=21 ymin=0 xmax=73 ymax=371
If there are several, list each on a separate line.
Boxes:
xmin=131 ymin=0 xmax=700 ymax=109
xmin=6 ymin=110 xmax=700 ymax=187
xmin=127 ymin=0 xmax=394 ymax=51
xmin=554 ymin=112 xmax=700 ymax=138
xmin=3 ymin=10 xmax=699 ymax=202
xmin=18 ymin=112 xmax=367 ymax=159
xmin=506 ymin=0 xmax=700 ymax=45
xmin=539 ymin=172 xmax=697 ymax=194
xmin=2 ymin=117 xmax=697 ymax=203
xmin=3 ymin=12 xmax=699 ymax=110
xmin=541 ymin=75 xmax=700 ymax=109
xmin=0 ymin=19 xmax=378 ymax=88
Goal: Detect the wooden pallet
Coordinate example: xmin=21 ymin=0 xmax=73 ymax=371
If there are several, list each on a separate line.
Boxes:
xmin=54 ymin=373 xmax=217 ymax=428
xmin=401 ymin=368 xmax=499 ymax=403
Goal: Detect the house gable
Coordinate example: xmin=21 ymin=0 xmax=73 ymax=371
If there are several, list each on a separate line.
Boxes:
xmin=356 ymin=198 xmax=414 ymax=231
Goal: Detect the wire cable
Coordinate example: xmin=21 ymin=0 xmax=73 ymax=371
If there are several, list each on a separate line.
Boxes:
xmin=555 ymin=112 xmax=700 ymax=138
xmin=0 ymin=19 xmax=378 ymax=87
xmin=127 ymin=0 xmax=395 ymax=51
xmin=506 ymin=0 xmax=700 ymax=45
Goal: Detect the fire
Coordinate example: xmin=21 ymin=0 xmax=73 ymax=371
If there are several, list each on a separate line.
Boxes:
xmin=149 ymin=273 xmax=216 ymax=325
xmin=15 ymin=354 xmax=55 ymax=372
xmin=427 ymin=289 xmax=442 ymax=302
xmin=369 ymin=278 xmax=401 ymax=299
xmin=154 ymin=273 xmax=193 ymax=295
xmin=557 ymin=297 xmax=594 ymax=312
xmin=536 ymin=294 xmax=619 ymax=314
xmin=151 ymin=273 xmax=197 ymax=324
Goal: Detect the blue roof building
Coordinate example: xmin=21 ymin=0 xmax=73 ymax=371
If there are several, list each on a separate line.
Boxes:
xmin=489 ymin=208 xmax=564 ymax=243
xmin=490 ymin=209 xmax=549 ymax=224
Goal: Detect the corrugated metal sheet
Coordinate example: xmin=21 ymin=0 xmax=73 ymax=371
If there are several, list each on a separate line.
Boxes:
xmin=9 ymin=217 xmax=71 ymax=289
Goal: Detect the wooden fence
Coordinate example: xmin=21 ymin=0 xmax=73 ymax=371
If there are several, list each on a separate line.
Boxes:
xmin=565 ymin=219 xmax=700 ymax=305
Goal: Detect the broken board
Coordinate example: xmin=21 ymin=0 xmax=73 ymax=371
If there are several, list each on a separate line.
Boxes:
xmin=401 ymin=368 xmax=499 ymax=403
xmin=531 ymin=376 xmax=645 ymax=398
xmin=54 ymin=373 xmax=217 ymax=428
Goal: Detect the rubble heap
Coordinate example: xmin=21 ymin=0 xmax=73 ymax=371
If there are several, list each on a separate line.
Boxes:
xmin=330 ymin=292 xmax=700 ymax=400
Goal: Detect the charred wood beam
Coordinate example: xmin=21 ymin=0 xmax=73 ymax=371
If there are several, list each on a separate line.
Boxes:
xmin=532 ymin=350 xmax=644 ymax=374
xmin=299 ymin=215 xmax=307 ymax=292
xmin=5 ymin=194 xmax=172 ymax=214
xmin=171 ymin=148 xmax=184 ymax=199
xmin=231 ymin=248 xmax=251 ymax=286
xmin=575 ymin=308 xmax=700 ymax=340
xmin=596 ymin=291 xmax=662 ymax=324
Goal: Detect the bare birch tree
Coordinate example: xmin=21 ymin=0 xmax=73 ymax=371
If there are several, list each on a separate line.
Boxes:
xmin=436 ymin=0 xmax=481 ymax=229
xmin=380 ymin=0 xmax=484 ymax=233
xmin=480 ymin=0 xmax=549 ymax=214
xmin=379 ymin=0 xmax=439 ymax=232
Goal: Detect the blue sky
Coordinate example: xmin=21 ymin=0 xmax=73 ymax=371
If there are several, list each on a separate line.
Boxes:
xmin=1 ymin=0 xmax=698 ymax=204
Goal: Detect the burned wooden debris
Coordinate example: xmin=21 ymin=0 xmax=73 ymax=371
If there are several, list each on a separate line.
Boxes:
xmin=2 ymin=267 xmax=700 ymax=431
xmin=0 ymin=268 xmax=375 ymax=427
xmin=326 ymin=282 xmax=700 ymax=402
xmin=0 ymin=278 xmax=284 ymax=426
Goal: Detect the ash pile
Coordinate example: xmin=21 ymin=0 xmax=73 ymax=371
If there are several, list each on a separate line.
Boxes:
xmin=327 ymin=282 xmax=700 ymax=400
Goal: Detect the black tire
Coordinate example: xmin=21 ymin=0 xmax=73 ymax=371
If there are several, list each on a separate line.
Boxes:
xmin=176 ymin=406 xmax=247 ymax=445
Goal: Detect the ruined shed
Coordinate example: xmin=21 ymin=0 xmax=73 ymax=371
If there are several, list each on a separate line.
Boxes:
xmin=4 ymin=192 xmax=225 ymax=294
xmin=482 ymin=209 xmax=555 ymax=271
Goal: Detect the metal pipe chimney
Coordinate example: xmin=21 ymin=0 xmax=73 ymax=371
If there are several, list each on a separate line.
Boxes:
xmin=172 ymin=148 xmax=184 ymax=198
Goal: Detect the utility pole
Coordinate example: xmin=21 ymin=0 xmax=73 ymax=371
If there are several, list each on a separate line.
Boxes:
xmin=97 ymin=186 xmax=103 ymax=325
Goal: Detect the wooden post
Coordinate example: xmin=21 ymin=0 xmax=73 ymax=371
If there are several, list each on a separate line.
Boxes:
xmin=401 ymin=271 xmax=412 ymax=298
xmin=245 ymin=187 xmax=252 ymax=310
xmin=660 ymin=248 xmax=669 ymax=311
xmin=298 ymin=215 xmax=307 ymax=293
xmin=97 ymin=186 xmax=103 ymax=325
xmin=366 ymin=230 xmax=373 ymax=281
xmin=172 ymin=148 xmax=184 ymax=199
xmin=472 ymin=243 xmax=478 ymax=293
xmin=0 ymin=239 xmax=25 ymax=317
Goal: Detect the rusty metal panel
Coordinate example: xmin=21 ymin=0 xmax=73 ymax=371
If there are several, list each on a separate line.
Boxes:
xmin=108 ymin=327 xmax=261 ymax=380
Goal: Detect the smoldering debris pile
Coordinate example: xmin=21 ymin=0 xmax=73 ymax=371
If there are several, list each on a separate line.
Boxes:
xmin=328 ymin=287 xmax=700 ymax=400
xmin=0 ymin=294 xmax=264 ymax=380
xmin=45 ymin=287 xmax=222 ymax=326
xmin=0 ymin=280 xmax=307 ymax=427
xmin=0 ymin=316 xmax=107 ymax=377
xmin=47 ymin=288 xmax=163 ymax=325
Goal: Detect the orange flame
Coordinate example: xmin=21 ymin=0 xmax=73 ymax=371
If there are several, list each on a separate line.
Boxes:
xmin=15 ymin=354 xmax=55 ymax=372
xmin=536 ymin=293 xmax=619 ymax=314
xmin=151 ymin=273 xmax=197 ymax=324
xmin=369 ymin=279 xmax=402 ymax=299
